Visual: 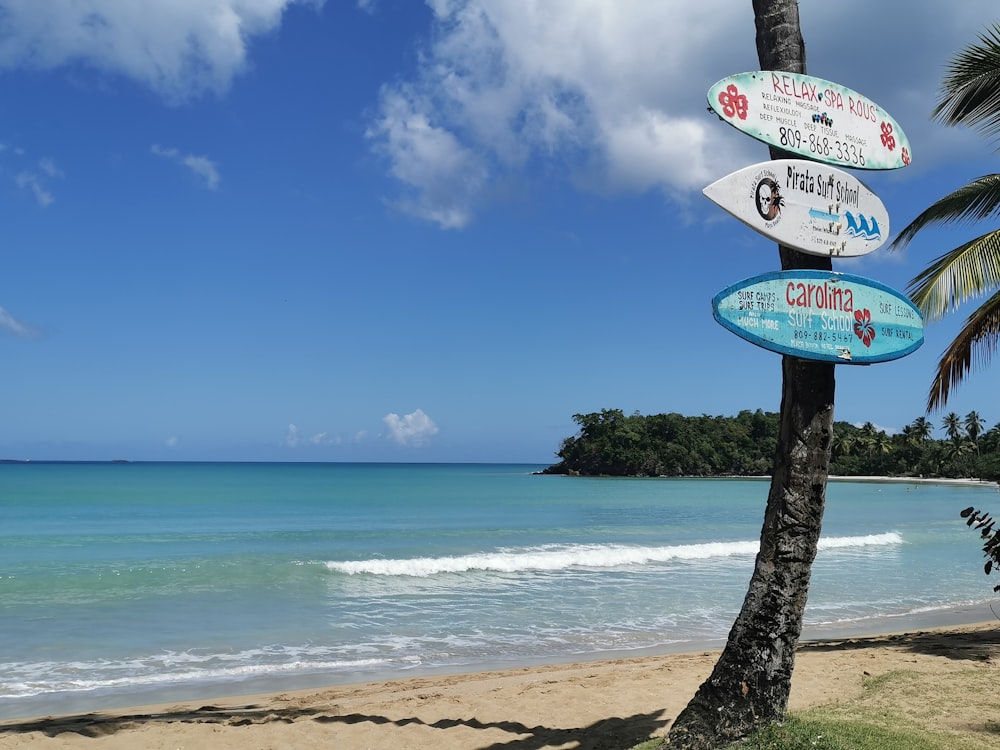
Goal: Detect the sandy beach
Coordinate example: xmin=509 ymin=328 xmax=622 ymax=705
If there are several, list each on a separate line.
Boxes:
xmin=2 ymin=621 xmax=998 ymax=749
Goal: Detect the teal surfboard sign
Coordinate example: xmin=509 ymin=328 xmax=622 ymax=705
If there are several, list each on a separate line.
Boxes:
xmin=712 ymin=270 xmax=923 ymax=364
xmin=707 ymin=71 xmax=911 ymax=170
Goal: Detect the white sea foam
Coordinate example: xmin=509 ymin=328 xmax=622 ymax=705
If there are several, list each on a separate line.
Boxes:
xmin=817 ymin=532 xmax=902 ymax=549
xmin=325 ymin=532 xmax=904 ymax=577
xmin=0 ymin=651 xmax=391 ymax=699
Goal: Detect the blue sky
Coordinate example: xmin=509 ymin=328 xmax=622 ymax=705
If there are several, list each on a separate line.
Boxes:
xmin=1 ymin=0 xmax=998 ymax=463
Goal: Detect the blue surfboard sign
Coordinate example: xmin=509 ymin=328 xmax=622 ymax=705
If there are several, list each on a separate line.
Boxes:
xmin=712 ymin=270 xmax=923 ymax=364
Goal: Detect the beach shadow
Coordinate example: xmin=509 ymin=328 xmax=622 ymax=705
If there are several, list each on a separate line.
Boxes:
xmin=323 ymin=709 xmax=668 ymax=749
xmin=799 ymin=626 xmax=1000 ymax=663
xmin=0 ymin=704 xmax=304 ymax=738
xmin=0 ymin=704 xmax=670 ymax=749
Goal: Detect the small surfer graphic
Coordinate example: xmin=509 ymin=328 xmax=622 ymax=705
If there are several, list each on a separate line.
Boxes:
xmin=754 ymin=177 xmax=783 ymax=222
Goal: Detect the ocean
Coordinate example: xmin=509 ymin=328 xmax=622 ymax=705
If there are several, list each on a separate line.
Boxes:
xmin=1 ymin=461 xmax=997 ymax=720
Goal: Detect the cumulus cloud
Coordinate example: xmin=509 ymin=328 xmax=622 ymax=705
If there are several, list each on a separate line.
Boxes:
xmin=367 ymin=88 xmax=488 ymax=229
xmin=0 ymin=306 xmax=37 ymax=338
xmin=284 ymin=423 xmax=333 ymax=448
xmin=0 ymin=0 xmax=326 ymax=101
xmin=152 ymin=144 xmax=221 ymax=190
xmin=366 ymin=0 xmax=751 ymax=228
xmin=366 ymin=0 xmax=997 ymax=228
xmin=383 ymin=408 xmax=439 ymax=446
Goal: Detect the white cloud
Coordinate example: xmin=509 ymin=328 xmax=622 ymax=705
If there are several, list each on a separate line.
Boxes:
xmin=366 ymin=0 xmax=752 ymax=228
xmin=165 ymin=436 xmax=179 ymax=448
xmin=0 ymin=0 xmax=326 ymax=101
xmin=14 ymin=157 xmax=64 ymax=207
xmin=0 ymin=306 xmax=36 ymax=338
xmin=852 ymin=422 xmax=899 ymax=436
xmin=38 ymin=157 xmax=63 ymax=179
xmin=367 ymin=88 xmax=487 ymax=228
xmin=367 ymin=0 xmax=998 ymax=228
xmin=383 ymin=408 xmax=439 ymax=446
xmin=16 ymin=172 xmax=54 ymax=206
xmin=284 ymin=423 xmax=333 ymax=448
xmin=152 ymin=144 xmax=221 ymax=190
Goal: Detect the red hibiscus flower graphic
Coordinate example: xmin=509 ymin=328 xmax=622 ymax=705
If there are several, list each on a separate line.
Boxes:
xmin=853 ymin=308 xmax=876 ymax=347
xmin=719 ymin=84 xmax=749 ymax=120
xmin=901 ymin=147 xmax=911 ymax=166
xmin=880 ymin=122 xmax=896 ymax=151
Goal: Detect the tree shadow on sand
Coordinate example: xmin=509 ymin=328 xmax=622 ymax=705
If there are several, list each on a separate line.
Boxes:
xmin=0 ymin=703 xmax=670 ymax=749
xmin=799 ymin=626 xmax=1000 ymax=663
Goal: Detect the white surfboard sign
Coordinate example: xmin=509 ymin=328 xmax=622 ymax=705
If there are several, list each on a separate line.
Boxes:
xmin=703 ymin=159 xmax=889 ymax=257
xmin=707 ymin=71 xmax=911 ymax=170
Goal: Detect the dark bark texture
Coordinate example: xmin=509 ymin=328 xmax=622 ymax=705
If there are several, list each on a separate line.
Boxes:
xmin=666 ymin=2 xmax=836 ymax=747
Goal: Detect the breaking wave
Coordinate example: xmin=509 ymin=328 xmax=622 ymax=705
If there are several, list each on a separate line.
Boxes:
xmin=325 ymin=532 xmax=903 ymax=577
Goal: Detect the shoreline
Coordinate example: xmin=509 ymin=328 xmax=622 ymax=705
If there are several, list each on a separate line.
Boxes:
xmin=3 ymin=538 xmax=997 ymax=731
xmin=828 ymin=474 xmax=999 ymax=487
xmin=541 ymin=472 xmax=1000 ymax=489
xmin=3 ymin=602 xmax=994 ymax=727
xmin=740 ymin=474 xmax=999 ymax=488
xmin=2 ymin=619 xmax=998 ymax=749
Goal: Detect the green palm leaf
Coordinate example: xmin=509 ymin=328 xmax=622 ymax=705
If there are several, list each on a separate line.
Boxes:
xmin=892 ymin=174 xmax=1000 ymax=248
xmin=927 ymin=288 xmax=1000 ymax=411
xmin=889 ymin=24 xmax=1000 ymax=410
xmin=905 ymin=227 xmax=1000 ymax=320
xmin=933 ymin=24 xmax=1000 ymax=142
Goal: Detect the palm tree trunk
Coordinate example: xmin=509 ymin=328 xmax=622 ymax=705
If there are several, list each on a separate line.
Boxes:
xmin=666 ymin=2 xmax=835 ymax=746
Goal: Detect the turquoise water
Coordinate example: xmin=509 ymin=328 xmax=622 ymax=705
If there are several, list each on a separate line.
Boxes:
xmin=1 ymin=462 xmax=997 ymax=719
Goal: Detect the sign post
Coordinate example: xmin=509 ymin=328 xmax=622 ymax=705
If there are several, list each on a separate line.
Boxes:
xmin=705 ymin=71 xmax=921 ymax=365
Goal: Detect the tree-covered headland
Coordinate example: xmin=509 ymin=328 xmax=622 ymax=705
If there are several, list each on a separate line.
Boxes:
xmin=543 ymin=408 xmax=1000 ymax=481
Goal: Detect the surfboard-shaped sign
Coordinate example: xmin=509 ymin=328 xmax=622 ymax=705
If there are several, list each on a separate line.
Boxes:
xmin=703 ymin=159 xmax=889 ymax=257
xmin=707 ymin=71 xmax=911 ymax=170
xmin=712 ymin=270 xmax=923 ymax=364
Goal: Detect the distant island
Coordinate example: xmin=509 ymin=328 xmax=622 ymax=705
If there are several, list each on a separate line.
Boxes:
xmin=541 ymin=409 xmax=1000 ymax=481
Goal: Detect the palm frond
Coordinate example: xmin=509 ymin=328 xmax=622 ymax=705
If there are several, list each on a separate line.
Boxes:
xmin=891 ymin=174 xmax=1000 ymax=249
xmin=933 ymin=24 xmax=1000 ymax=142
xmin=927 ymin=289 xmax=1000 ymax=411
xmin=906 ymin=229 xmax=1000 ymax=320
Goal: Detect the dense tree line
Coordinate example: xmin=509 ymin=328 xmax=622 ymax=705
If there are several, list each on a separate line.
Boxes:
xmin=543 ymin=408 xmax=1000 ymax=481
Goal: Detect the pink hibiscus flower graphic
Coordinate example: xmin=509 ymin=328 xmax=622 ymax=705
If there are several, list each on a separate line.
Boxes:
xmin=880 ymin=122 xmax=896 ymax=151
xmin=853 ymin=308 xmax=876 ymax=347
xmin=719 ymin=84 xmax=749 ymax=120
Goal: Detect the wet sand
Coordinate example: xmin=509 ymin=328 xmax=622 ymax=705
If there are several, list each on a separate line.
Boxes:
xmin=2 ymin=621 xmax=998 ymax=749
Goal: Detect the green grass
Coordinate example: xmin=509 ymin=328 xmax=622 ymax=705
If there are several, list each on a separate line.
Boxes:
xmin=626 ymin=666 xmax=1000 ymax=749
xmin=627 ymin=715 xmax=960 ymax=749
xmin=725 ymin=715 xmax=944 ymax=749
xmin=626 ymin=715 xmax=942 ymax=749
